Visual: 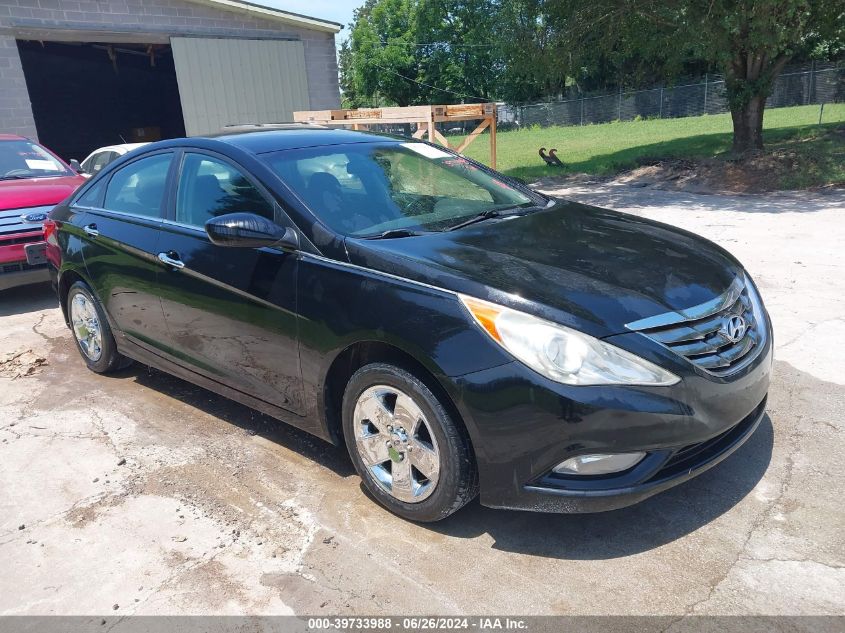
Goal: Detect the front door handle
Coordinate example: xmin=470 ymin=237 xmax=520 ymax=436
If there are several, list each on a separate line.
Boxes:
xmin=157 ymin=251 xmax=185 ymax=269
xmin=83 ymin=223 xmax=99 ymax=237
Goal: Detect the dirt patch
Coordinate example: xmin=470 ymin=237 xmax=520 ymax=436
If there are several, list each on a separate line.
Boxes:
xmin=0 ymin=349 xmax=48 ymax=379
xmin=616 ymin=150 xmax=843 ymax=194
xmin=535 ymin=126 xmax=845 ymax=195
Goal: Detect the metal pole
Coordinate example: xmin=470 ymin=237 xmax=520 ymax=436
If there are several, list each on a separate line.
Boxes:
xmin=659 ymin=87 xmax=664 ymax=118
xmin=811 ymin=61 xmax=816 ymax=103
xmin=618 ymin=85 xmax=622 ymax=120
xmin=819 ymin=102 xmax=825 ymax=125
xmin=580 ymin=96 xmax=584 ymax=126
xmin=703 ymin=74 xmax=708 ymax=114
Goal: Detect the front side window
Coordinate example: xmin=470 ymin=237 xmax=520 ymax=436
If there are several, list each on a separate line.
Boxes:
xmin=103 ymin=153 xmax=172 ymax=218
xmin=175 ymin=153 xmax=273 ymax=227
xmin=0 ymin=140 xmax=73 ymax=180
xmin=262 ymin=142 xmax=535 ymax=237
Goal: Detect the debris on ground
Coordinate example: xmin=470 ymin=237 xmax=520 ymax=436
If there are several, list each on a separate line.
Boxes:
xmin=0 ymin=350 xmax=48 ymax=379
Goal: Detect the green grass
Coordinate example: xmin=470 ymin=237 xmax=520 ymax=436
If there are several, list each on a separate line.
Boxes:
xmin=455 ymin=103 xmax=845 ymax=187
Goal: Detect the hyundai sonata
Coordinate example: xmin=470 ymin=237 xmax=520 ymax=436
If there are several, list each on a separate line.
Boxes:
xmin=46 ymin=126 xmax=772 ymax=521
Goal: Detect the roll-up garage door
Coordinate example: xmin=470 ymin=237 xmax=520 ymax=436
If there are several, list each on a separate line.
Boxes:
xmin=171 ymin=37 xmax=311 ymax=136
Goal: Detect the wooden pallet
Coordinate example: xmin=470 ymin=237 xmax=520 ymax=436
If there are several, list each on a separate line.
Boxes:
xmin=293 ymin=104 xmax=498 ymax=168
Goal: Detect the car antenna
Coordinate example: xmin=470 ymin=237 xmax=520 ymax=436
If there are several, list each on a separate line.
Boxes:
xmin=119 ymin=134 xmax=127 ymax=143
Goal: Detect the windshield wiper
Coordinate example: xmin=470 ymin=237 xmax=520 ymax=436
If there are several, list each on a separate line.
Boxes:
xmin=0 ymin=174 xmax=33 ymax=181
xmin=446 ymin=205 xmax=542 ymax=232
xmin=444 ymin=209 xmax=504 ymax=232
xmin=365 ymin=228 xmax=421 ymax=240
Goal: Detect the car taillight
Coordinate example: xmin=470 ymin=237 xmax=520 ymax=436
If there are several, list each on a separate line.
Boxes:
xmin=43 ymin=218 xmax=58 ymax=244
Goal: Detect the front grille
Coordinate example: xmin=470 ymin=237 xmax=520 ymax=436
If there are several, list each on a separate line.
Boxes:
xmin=0 ymin=261 xmax=46 ymax=275
xmin=0 ymin=234 xmax=44 ymax=247
xmin=627 ymin=277 xmax=763 ymax=378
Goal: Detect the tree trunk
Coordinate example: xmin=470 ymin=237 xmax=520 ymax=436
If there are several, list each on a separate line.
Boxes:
xmin=730 ymin=94 xmax=766 ymax=155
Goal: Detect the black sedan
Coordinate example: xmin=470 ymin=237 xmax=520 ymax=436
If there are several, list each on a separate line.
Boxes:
xmin=45 ymin=126 xmax=772 ymax=522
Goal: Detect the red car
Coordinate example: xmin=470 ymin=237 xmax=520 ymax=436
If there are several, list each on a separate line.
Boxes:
xmin=0 ymin=135 xmax=86 ymax=291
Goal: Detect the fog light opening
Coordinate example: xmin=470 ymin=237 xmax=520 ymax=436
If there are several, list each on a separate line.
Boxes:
xmin=553 ymin=452 xmax=646 ymax=476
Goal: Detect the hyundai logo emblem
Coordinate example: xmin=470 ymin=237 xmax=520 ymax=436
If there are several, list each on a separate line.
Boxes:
xmin=724 ymin=315 xmax=747 ymax=343
xmin=20 ymin=212 xmax=48 ymax=224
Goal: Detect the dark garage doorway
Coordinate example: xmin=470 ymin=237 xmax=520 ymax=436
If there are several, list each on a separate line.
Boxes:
xmin=17 ymin=40 xmax=186 ymax=162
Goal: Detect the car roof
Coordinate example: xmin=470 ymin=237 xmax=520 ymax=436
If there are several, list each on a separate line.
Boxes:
xmin=92 ymin=143 xmax=149 ymax=154
xmin=207 ymin=126 xmax=402 ymax=154
xmin=88 ymin=143 xmax=149 ymax=157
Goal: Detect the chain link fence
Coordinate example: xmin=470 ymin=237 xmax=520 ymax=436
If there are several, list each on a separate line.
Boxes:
xmin=498 ymin=62 xmax=844 ymax=128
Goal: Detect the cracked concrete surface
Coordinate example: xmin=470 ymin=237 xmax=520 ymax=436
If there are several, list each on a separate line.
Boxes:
xmin=1 ymin=184 xmax=843 ymax=616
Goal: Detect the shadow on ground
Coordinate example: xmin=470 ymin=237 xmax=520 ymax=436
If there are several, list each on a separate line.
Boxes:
xmin=0 ymin=282 xmax=58 ymax=316
xmin=122 ymin=362 xmax=357 ymax=479
xmin=425 ymin=414 xmax=772 ymax=559
xmin=123 ymin=349 xmax=772 ymax=560
xmin=536 ymin=181 xmax=845 ymax=216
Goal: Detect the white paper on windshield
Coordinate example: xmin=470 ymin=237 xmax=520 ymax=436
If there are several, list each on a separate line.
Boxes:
xmin=401 ymin=142 xmax=451 ymax=159
xmin=25 ymin=159 xmax=60 ymax=171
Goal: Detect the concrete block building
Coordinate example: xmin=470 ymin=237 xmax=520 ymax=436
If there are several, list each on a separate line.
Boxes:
xmin=0 ymin=0 xmax=341 ymax=159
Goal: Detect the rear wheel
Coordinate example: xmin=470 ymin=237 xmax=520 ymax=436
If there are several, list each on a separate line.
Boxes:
xmin=67 ymin=281 xmax=132 ymax=373
xmin=342 ymin=363 xmax=478 ymax=522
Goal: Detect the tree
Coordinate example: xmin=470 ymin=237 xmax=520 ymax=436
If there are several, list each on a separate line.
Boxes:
xmin=568 ymin=1 xmax=845 ymax=154
xmin=415 ymin=0 xmax=501 ymax=103
xmin=496 ymin=0 xmax=572 ymax=103
xmin=347 ymin=0 xmax=424 ymax=107
xmin=342 ymin=0 xmax=501 ymax=107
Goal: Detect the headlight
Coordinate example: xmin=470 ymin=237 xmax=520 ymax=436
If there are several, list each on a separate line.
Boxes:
xmin=460 ymin=295 xmax=679 ymax=386
xmin=744 ymin=273 xmax=767 ymax=330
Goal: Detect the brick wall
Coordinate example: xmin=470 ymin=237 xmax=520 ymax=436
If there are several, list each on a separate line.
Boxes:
xmin=0 ymin=0 xmax=340 ymax=139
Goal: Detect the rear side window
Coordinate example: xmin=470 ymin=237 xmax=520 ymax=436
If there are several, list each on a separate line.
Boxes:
xmin=75 ymin=179 xmax=107 ymax=208
xmin=90 ymin=151 xmax=116 ymax=174
xmin=104 ymin=153 xmax=172 ymax=218
xmin=175 ymin=153 xmax=274 ymax=227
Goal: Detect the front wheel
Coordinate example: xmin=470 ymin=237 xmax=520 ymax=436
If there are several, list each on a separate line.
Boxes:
xmin=342 ymin=363 xmax=478 ymax=522
xmin=67 ymin=281 xmax=132 ymax=374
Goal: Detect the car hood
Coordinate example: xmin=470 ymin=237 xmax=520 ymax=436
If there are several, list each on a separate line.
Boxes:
xmin=0 ymin=175 xmax=86 ymax=211
xmin=345 ymin=199 xmax=742 ymax=337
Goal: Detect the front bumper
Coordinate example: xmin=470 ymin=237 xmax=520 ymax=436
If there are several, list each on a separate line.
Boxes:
xmin=451 ymin=325 xmax=773 ymax=513
xmin=0 ymin=236 xmax=49 ymax=291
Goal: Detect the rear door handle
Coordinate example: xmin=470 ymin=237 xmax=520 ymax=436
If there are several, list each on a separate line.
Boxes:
xmin=157 ymin=251 xmax=185 ymax=269
xmin=83 ymin=223 xmax=99 ymax=237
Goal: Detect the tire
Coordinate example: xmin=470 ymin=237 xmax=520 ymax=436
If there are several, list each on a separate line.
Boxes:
xmin=342 ymin=363 xmax=478 ymax=522
xmin=66 ymin=281 xmax=132 ymax=374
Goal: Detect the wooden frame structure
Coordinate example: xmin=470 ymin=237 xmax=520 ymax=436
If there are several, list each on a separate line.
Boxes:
xmin=293 ymin=103 xmax=498 ymax=168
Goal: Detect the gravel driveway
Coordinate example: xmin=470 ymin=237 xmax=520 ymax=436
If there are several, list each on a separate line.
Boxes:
xmin=1 ymin=183 xmax=843 ymax=616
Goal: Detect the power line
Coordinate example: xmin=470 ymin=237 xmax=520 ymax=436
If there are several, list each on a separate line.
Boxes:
xmin=369 ymin=61 xmax=490 ymax=102
xmin=379 ymin=40 xmax=496 ymax=48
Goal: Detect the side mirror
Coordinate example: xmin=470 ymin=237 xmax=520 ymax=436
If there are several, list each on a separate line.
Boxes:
xmin=69 ymin=159 xmax=84 ymax=174
xmin=205 ymin=212 xmax=299 ymax=250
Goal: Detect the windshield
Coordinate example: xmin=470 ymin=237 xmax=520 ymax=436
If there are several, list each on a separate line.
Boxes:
xmin=0 ymin=140 xmax=72 ymax=180
xmin=262 ymin=142 xmax=536 ymax=237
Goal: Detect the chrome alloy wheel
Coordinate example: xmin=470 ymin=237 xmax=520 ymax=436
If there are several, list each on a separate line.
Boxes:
xmin=70 ymin=293 xmax=103 ymax=361
xmin=353 ymin=385 xmax=441 ymax=503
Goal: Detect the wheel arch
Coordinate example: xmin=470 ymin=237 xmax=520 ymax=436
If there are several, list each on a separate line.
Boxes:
xmin=57 ymin=267 xmax=120 ymax=336
xmin=57 ymin=267 xmax=89 ymax=325
xmin=322 ymin=340 xmax=476 ymax=459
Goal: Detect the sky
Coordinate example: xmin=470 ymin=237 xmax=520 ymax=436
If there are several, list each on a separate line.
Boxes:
xmin=263 ymin=0 xmax=360 ymax=40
